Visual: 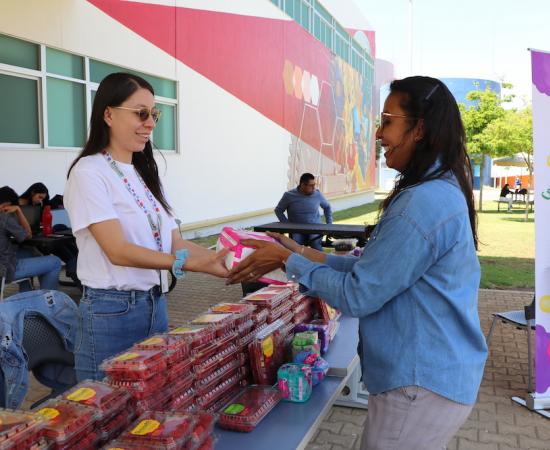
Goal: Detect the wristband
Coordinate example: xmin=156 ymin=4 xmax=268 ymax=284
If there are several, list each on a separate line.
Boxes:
xmin=172 ymin=249 xmax=189 ymax=280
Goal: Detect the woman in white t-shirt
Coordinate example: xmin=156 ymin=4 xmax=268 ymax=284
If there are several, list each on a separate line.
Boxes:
xmin=65 ymin=72 xmax=228 ymax=381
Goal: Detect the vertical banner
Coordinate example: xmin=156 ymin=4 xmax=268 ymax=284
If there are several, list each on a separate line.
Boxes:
xmin=531 ymin=49 xmax=550 ymax=398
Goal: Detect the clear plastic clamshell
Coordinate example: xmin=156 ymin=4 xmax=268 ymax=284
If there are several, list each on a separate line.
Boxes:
xmin=217 ymin=385 xmax=281 ymax=432
xmin=100 ymin=348 xmax=167 ymax=381
xmin=61 ymin=379 xmax=131 ymax=421
xmin=0 ymin=409 xmax=45 ymax=450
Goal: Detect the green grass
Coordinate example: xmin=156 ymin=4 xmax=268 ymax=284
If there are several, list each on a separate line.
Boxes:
xmin=476 ymin=202 xmax=534 ymax=289
xmin=190 ymin=198 xmax=534 ymax=290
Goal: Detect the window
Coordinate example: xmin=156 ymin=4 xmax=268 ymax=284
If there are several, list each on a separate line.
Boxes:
xmin=90 ymin=60 xmax=177 ymax=151
xmin=46 ymin=47 xmax=84 ymax=79
xmin=90 ymin=60 xmax=177 ymax=99
xmin=0 ymin=33 xmax=178 ymax=152
xmin=272 ymin=0 xmax=374 ymax=81
xmin=154 ymin=103 xmax=176 ymax=151
xmin=0 ymin=34 xmax=39 ymax=70
xmin=0 ymin=73 xmax=40 ymax=145
xmin=46 ymin=77 xmax=86 ymax=147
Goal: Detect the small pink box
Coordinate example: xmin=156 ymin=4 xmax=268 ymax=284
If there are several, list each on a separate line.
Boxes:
xmin=216 ymin=227 xmax=287 ymax=285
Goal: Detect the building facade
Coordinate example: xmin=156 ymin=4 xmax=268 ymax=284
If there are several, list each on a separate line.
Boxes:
xmin=0 ymin=0 xmax=377 ymax=236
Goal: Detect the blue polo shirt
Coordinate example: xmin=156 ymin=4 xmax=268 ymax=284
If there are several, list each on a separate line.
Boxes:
xmin=275 ymin=188 xmax=333 ymax=224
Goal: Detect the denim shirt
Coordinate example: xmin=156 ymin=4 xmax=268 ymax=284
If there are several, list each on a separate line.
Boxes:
xmin=0 ymin=290 xmax=79 ymax=408
xmin=286 ymin=174 xmax=488 ymax=405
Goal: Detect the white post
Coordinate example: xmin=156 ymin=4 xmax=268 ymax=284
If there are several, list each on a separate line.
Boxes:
xmin=408 ymin=0 xmax=413 ymax=75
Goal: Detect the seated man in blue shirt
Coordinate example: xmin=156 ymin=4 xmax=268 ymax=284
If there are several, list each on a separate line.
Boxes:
xmin=274 ymin=173 xmax=333 ymax=251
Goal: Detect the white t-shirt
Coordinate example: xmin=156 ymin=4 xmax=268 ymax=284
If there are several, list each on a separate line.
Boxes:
xmin=64 ymin=154 xmax=177 ymax=291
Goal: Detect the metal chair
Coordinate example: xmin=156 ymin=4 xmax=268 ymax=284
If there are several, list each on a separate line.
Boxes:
xmin=0 ymin=264 xmax=33 ymax=302
xmin=486 ymin=297 xmax=536 ymax=392
xmin=22 ymin=314 xmax=76 ymax=407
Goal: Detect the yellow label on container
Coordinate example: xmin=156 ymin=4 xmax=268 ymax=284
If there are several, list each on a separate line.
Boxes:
xmin=540 ymin=295 xmax=550 ymax=313
xmin=262 ymin=336 xmax=274 ymax=358
xmin=141 ymin=337 xmax=164 ymax=346
xmin=114 ymin=352 xmax=140 ymax=362
xmin=37 ymin=408 xmax=60 ymax=420
xmin=66 ymin=387 xmax=96 ymax=402
xmin=131 ymin=419 xmax=161 ymax=435
xmin=170 ymin=327 xmax=192 ymax=334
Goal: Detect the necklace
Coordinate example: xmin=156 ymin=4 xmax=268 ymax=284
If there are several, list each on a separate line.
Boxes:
xmin=102 ymin=150 xmax=163 ymax=252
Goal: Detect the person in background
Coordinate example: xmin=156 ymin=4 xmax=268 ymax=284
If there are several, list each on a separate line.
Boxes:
xmin=18 ymin=183 xmax=49 ymax=207
xmin=274 ymin=173 xmax=333 ymax=251
xmin=65 ymin=72 xmax=228 ymax=381
xmin=0 ymin=186 xmax=61 ymax=292
xmin=20 ymin=182 xmax=79 ymax=285
xmin=229 ymin=76 xmax=487 ymax=450
xmin=514 ymin=176 xmax=521 ymax=192
xmin=499 ymin=183 xmax=513 ymax=212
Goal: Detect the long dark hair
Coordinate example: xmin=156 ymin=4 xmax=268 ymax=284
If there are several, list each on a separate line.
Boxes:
xmin=380 ymin=76 xmax=478 ymax=249
xmin=68 ymin=72 xmax=172 ymax=213
xmin=20 ymin=182 xmax=49 ymax=205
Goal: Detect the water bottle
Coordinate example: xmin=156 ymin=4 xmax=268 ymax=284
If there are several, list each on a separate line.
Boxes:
xmin=41 ymin=205 xmax=52 ymax=236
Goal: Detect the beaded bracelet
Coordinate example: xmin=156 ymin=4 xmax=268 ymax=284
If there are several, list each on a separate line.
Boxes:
xmin=172 ymin=248 xmax=189 ymax=280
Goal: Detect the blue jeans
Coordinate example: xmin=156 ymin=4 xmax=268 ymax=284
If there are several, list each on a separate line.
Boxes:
xmin=14 ymin=255 xmax=62 ymax=291
xmin=75 ymin=286 xmax=168 ymax=381
xmin=291 ymin=233 xmax=323 ymax=251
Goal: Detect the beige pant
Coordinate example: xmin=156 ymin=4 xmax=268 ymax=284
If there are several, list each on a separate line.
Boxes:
xmin=360 ymin=386 xmax=473 ymax=450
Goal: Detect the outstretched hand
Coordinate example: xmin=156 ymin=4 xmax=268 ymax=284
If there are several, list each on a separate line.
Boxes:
xmin=226 ymin=239 xmax=292 ymax=284
xmin=185 ymin=248 xmax=230 ymax=278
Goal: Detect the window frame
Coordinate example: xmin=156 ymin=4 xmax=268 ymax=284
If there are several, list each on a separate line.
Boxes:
xmin=0 ymin=34 xmax=179 ymax=153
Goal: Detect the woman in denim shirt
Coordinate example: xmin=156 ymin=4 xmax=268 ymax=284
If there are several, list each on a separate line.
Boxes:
xmin=229 ymin=76 xmax=488 ymax=449
xmin=65 ymin=73 xmax=228 ymax=381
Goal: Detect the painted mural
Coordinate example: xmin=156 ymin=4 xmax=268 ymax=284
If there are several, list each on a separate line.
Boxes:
xmin=285 ymin=56 xmax=375 ymax=194
xmin=87 ymin=0 xmax=376 ymax=197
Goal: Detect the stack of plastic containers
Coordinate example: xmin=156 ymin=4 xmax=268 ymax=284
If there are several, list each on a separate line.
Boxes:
xmin=101 ymin=348 xmax=172 ymax=414
xmin=136 ymin=333 xmax=194 ymax=412
xmin=34 ymin=399 xmax=98 ymax=449
xmin=316 ymin=297 xmax=341 ymax=322
xmin=217 ymin=385 xmax=281 ymax=432
xmin=185 ymin=312 xmax=248 ymax=412
xmin=291 ymin=293 xmax=316 ymax=324
xmin=248 ymin=319 xmax=286 ymax=385
xmin=243 ymin=286 xmax=293 ymax=324
xmin=60 ymin=379 xmax=132 ymax=445
xmin=0 ymin=409 xmax=46 ymax=450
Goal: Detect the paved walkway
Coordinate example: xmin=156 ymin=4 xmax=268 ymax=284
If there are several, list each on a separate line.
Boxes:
xmin=17 ymin=274 xmax=548 ymax=449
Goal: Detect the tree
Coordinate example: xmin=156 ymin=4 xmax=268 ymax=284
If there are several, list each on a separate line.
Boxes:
xmin=459 ymin=85 xmax=512 ymax=211
xmin=482 ymin=107 xmax=533 ymax=180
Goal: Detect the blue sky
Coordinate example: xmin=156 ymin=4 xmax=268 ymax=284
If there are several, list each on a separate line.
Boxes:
xmin=357 ymin=0 xmax=550 ymax=106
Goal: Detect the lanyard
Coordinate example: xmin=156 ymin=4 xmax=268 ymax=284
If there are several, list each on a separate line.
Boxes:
xmin=102 ymin=150 xmax=163 ymax=252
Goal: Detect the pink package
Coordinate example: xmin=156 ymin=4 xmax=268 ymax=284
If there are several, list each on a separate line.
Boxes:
xmin=216 ymin=227 xmax=287 ymax=285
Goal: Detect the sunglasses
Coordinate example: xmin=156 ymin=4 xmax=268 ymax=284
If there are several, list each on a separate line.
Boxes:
xmin=112 ymin=106 xmax=162 ymax=123
xmin=379 ymin=112 xmax=418 ymax=130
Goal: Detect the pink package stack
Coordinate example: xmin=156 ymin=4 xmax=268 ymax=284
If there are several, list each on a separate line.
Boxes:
xmin=216 ymin=227 xmax=287 ymax=285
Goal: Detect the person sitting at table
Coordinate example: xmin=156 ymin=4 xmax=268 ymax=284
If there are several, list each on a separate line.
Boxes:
xmin=0 ymin=186 xmax=62 ymax=292
xmin=274 ymin=173 xmax=333 ymax=251
xmin=499 ymin=183 xmax=513 ymax=212
xmin=19 ymin=182 xmax=80 ymax=286
xmin=18 ymin=182 xmax=49 ymax=207
xmin=65 ymin=72 xmax=229 ymax=381
xmin=228 ymin=76 xmax=487 ymax=450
